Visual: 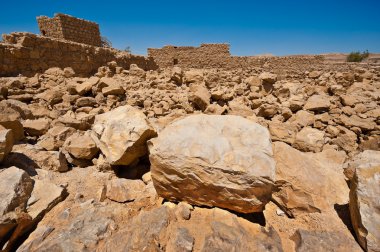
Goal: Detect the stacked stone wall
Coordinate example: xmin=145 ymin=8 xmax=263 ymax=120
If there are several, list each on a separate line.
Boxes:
xmin=37 ymin=13 xmax=101 ymax=47
xmin=0 ymin=33 xmax=157 ymax=77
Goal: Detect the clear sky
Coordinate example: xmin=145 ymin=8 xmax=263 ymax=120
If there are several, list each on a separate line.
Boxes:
xmin=0 ymin=0 xmax=379 ymax=56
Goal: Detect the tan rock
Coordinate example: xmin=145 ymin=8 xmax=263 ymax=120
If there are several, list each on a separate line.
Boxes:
xmin=291 ymin=230 xmax=362 ymax=252
xmin=23 ymin=118 xmax=50 ymax=137
xmin=102 ymin=84 xmax=125 ymax=96
xmin=26 ymin=179 xmax=66 ymax=219
xmin=0 ymin=105 xmax=24 ymax=141
xmin=100 ymin=206 xmax=283 ymax=252
xmin=0 ymin=129 xmax=14 ymax=163
xmin=91 ymin=105 xmax=157 ymax=166
xmin=149 ymin=114 xmax=276 ymax=213
xmin=188 ymin=83 xmax=210 ymax=111
xmin=304 ymin=94 xmax=331 ymax=112
xmin=5 ymin=144 xmax=68 ymax=172
xmin=0 ymin=166 xmax=34 ymax=215
xmin=64 ymin=133 xmax=99 ymax=160
xmin=269 ymin=122 xmax=297 ymax=144
xmin=37 ymin=126 xmax=76 ymax=151
xmin=106 ymin=178 xmax=145 ymax=202
xmin=272 ymin=142 xmax=349 ymax=216
xmin=348 ymin=151 xmax=380 ymax=252
xmin=293 ymin=127 xmax=325 ymax=152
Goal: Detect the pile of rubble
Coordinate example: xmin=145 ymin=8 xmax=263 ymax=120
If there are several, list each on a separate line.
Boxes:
xmin=0 ymin=60 xmax=379 ymax=251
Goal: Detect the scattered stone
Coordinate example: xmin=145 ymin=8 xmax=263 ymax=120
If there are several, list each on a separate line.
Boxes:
xmin=0 ymin=129 xmax=14 ymax=163
xmin=304 ymin=94 xmax=331 ymax=112
xmin=64 ymin=133 xmax=99 ymax=160
xmin=91 ymin=105 xmax=157 ymax=166
xmin=23 ymin=118 xmax=50 ymax=137
xmin=106 ymin=178 xmax=146 ymax=203
xmin=293 ymin=127 xmax=325 ymax=152
xmin=0 ymin=167 xmax=34 ymax=215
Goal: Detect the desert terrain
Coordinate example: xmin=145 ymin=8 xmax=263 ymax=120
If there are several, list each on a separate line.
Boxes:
xmin=0 ymin=14 xmax=379 ymax=252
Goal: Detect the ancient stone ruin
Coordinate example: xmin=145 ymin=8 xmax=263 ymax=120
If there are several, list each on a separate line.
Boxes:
xmin=0 ymin=13 xmax=379 ymax=252
xmin=37 ymin=13 xmax=102 ymax=47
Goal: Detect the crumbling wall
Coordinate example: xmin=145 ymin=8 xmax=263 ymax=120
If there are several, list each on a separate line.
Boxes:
xmin=37 ymin=13 xmax=102 ymax=47
xmin=148 ymin=44 xmax=232 ymax=69
xmin=148 ymin=44 xmax=326 ymax=71
xmin=0 ymin=32 xmax=157 ymax=77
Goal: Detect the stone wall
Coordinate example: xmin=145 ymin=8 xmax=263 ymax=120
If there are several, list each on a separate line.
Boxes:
xmin=148 ymin=44 xmax=326 ymax=71
xmin=0 ymin=32 xmax=157 ymax=77
xmin=37 ymin=13 xmax=102 ymax=47
xmin=148 ymin=44 xmax=231 ymax=69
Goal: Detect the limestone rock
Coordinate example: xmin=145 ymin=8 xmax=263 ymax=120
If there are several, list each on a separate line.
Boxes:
xmin=91 ymin=105 xmax=157 ymax=166
xmin=293 ymin=127 xmax=325 ymax=152
xmin=188 ymin=84 xmax=211 ymax=111
xmin=0 ymin=129 xmax=14 ymax=163
xmin=100 ymin=205 xmax=283 ymax=252
xmin=0 ymin=105 xmax=24 ymax=141
xmin=349 ymin=151 xmax=380 ymax=252
xmin=5 ymin=144 xmax=68 ymax=172
xmin=26 ymin=179 xmax=66 ymax=219
xmin=149 ymin=114 xmax=276 ymax=213
xmin=64 ymin=133 xmax=99 ymax=160
xmin=269 ymin=122 xmax=296 ymax=144
xmin=22 ymin=118 xmax=50 ymax=137
xmin=272 ymin=142 xmax=349 ymax=216
xmin=291 ymin=230 xmax=362 ymax=252
xmin=0 ymin=167 xmax=34 ymax=215
xmin=304 ymin=95 xmax=331 ymax=112
xmin=37 ymin=126 xmax=76 ymax=151
xmin=106 ymin=178 xmax=145 ymax=203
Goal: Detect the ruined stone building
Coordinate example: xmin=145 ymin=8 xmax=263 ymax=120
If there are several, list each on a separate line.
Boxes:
xmin=37 ymin=13 xmax=102 ymax=47
xmin=148 ymin=44 xmax=232 ymax=68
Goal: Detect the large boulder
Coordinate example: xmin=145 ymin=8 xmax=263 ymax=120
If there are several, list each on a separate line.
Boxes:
xmin=91 ymin=105 xmax=157 ymax=166
xmin=149 ymin=114 xmax=276 ymax=213
xmin=0 ymin=129 xmax=14 ymax=163
xmin=348 ymin=151 xmax=380 ymax=252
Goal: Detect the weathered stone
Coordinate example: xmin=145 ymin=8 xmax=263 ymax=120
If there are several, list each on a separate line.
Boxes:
xmin=293 ymin=127 xmax=325 ymax=152
xmin=64 ymin=133 xmax=99 ymax=160
xmin=37 ymin=126 xmax=76 ymax=151
xmin=0 ymin=167 xmax=34 ymax=215
xmin=149 ymin=114 xmax=275 ymax=213
xmin=91 ymin=105 xmax=157 ymax=166
xmin=23 ymin=118 xmax=50 ymax=137
xmin=102 ymin=84 xmax=125 ymax=96
xmin=304 ymin=95 xmax=331 ymax=112
xmin=0 ymin=105 xmax=24 ymax=141
xmin=291 ymin=230 xmax=362 ymax=252
xmin=189 ymin=84 xmax=211 ymax=111
xmin=272 ymin=142 xmax=349 ymax=216
xmin=4 ymin=144 xmax=68 ymax=172
xmin=99 ymin=206 xmax=283 ymax=252
xmin=106 ymin=178 xmax=145 ymax=203
xmin=75 ymin=97 xmax=97 ymax=107
xmin=26 ymin=179 xmax=66 ymax=219
xmin=0 ymin=129 xmax=13 ymax=163
xmin=269 ymin=122 xmax=296 ymax=144
xmin=349 ymin=151 xmax=380 ymax=252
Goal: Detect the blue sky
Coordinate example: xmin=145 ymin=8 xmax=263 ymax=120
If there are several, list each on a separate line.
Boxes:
xmin=0 ymin=0 xmax=379 ymax=56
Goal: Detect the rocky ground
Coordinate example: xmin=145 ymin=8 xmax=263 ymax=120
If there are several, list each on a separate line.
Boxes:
xmin=0 ymin=61 xmax=379 ymax=252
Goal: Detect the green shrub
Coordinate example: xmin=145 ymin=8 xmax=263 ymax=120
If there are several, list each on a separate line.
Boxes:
xmin=347 ymin=50 xmax=369 ymax=62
